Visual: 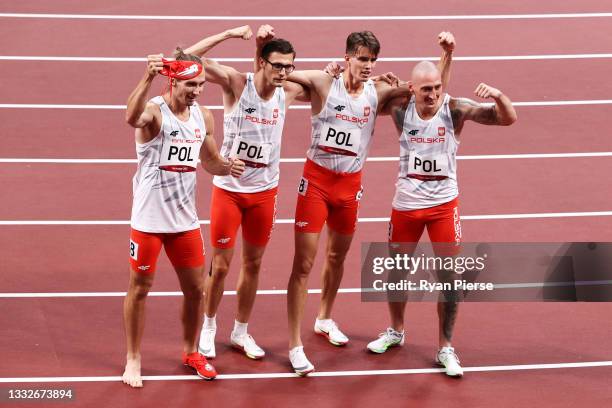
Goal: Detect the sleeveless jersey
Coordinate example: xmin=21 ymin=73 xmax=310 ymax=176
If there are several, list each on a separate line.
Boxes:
xmin=393 ymin=94 xmax=459 ymax=210
xmin=130 ymin=96 xmax=206 ymax=233
xmin=306 ymin=74 xmax=378 ymax=173
xmin=213 ymin=72 xmax=286 ymax=193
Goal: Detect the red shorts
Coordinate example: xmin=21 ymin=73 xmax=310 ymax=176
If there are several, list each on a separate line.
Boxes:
xmin=388 ymin=197 xmax=461 ymax=256
xmin=210 ymin=185 xmax=278 ymax=249
xmin=129 ymin=228 xmax=205 ymax=275
xmin=294 ymin=159 xmax=363 ymax=235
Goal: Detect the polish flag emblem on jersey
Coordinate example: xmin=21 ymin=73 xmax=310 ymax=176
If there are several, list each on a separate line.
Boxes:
xmin=195 ymin=129 xmax=202 ymax=139
xmin=364 ymin=106 xmax=371 ymax=116
xmin=273 ymin=109 xmax=279 ymax=119
xmin=438 ymin=127 xmax=446 ymax=136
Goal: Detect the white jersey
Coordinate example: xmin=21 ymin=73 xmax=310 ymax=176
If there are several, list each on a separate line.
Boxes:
xmin=130 ymin=96 xmax=206 ymax=233
xmin=306 ymin=74 xmax=378 ymax=173
xmin=393 ymin=94 xmax=459 ymax=210
xmin=213 ymin=73 xmax=286 ymax=193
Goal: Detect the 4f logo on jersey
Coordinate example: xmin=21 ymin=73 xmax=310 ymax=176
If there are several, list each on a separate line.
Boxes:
xmin=170 ymin=130 xmax=179 ymax=137
xmin=245 ymin=107 xmax=256 ymax=114
xmin=273 ymin=109 xmax=279 ymax=119
xmin=195 ymin=129 xmax=202 ymax=139
xmin=334 ymin=105 xmax=346 ymax=112
xmin=408 ymin=129 xmax=419 ymax=136
xmin=364 ymin=106 xmax=371 ymax=116
xmin=438 ymin=127 xmax=446 ymax=136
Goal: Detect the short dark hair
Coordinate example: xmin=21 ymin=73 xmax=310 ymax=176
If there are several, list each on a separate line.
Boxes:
xmin=261 ymin=39 xmax=296 ymax=60
xmin=173 ymin=47 xmax=202 ymax=65
xmin=345 ymin=31 xmax=380 ymax=56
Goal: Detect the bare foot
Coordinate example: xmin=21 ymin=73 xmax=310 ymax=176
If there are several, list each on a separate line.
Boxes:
xmin=122 ymin=357 xmax=143 ymax=388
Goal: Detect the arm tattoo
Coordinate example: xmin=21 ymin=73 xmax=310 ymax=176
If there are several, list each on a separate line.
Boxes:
xmin=392 ymin=105 xmax=408 ymax=132
xmin=473 ymin=105 xmax=499 ymax=125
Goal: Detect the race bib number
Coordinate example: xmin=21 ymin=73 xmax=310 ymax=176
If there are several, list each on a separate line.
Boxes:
xmin=159 ymin=135 xmax=201 ymax=172
xmin=318 ymin=124 xmax=361 ymax=156
xmin=129 ymin=239 xmax=139 ymax=261
xmin=229 ymin=137 xmax=272 ymax=168
xmin=406 ymin=152 xmax=449 ymax=181
xmin=298 ymin=177 xmax=308 ymax=196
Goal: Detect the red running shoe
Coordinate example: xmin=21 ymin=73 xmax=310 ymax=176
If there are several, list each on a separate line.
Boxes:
xmin=183 ymin=352 xmax=217 ymax=380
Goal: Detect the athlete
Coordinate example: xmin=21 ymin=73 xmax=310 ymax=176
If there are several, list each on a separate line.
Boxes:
xmin=184 ymin=25 xmax=310 ymax=360
xmin=122 ymin=48 xmax=244 ymax=387
xmin=280 ymin=31 xmax=455 ymax=375
xmin=366 ymin=61 xmax=517 ymax=377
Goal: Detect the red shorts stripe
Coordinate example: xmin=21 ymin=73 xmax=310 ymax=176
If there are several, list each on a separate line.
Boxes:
xmin=210 ymin=185 xmax=278 ymax=249
xmin=294 ymin=159 xmax=363 ymax=235
xmin=129 ymin=228 xmax=205 ymax=274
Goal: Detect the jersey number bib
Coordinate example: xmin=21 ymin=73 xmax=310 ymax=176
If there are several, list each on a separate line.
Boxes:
xmin=406 ymin=151 xmax=449 ymax=181
xmin=318 ymin=124 xmax=361 ymax=156
xmin=159 ymin=137 xmax=201 ymax=172
xmin=230 ymin=137 xmax=272 ymax=168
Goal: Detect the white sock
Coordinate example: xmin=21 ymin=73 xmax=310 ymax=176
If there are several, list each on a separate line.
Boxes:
xmin=316 ymin=318 xmax=332 ymax=328
xmin=204 ymin=315 xmax=216 ymax=330
xmin=233 ymin=320 xmax=248 ymax=337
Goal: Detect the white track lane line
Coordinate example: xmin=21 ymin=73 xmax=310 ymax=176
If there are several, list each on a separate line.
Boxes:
xmin=1 ymin=361 xmax=611 ymax=382
xmin=2 ymin=12 xmax=612 ymax=20
xmin=1 ymin=100 xmax=612 ymax=110
xmin=4 ymin=281 xmax=612 ymax=298
xmin=2 ymin=152 xmax=612 ymax=164
xmin=1 ymin=211 xmax=611 ymax=226
xmin=2 ymin=54 xmax=612 ymax=62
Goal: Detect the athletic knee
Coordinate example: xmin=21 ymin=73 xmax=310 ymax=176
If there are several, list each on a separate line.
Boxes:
xmin=326 ymin=249 xmax=348 ymax=269
xmin=183 ymin=280 xmax=205 ymax=300
xmin=129 ymin=277 xmax=153 ymax=300
xmin=292 ymin=254 xmax=315 ymax=277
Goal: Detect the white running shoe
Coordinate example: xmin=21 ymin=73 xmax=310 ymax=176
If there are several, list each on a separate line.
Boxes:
xmin=289 ymin=346 xmax=315 ymax=376
xmin=366 ymin=328 xmax=405 ymax=353
xmin=436 ymin=346 xmax=464 ymax=377
xmin=230 ymin=332 xmax=266 ymax=360
xmin=314 ymin=319 xmax=349 ymax=346
xmin=198 ymin=326 xmax=216 ymax=359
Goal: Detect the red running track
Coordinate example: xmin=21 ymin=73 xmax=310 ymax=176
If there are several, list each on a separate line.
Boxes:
xmin=2 ymin=1 xmax=612 ymax=406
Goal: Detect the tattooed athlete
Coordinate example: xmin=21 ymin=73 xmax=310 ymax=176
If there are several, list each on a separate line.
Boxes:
xmin=366 ymin=60 xmax=517 ymax=377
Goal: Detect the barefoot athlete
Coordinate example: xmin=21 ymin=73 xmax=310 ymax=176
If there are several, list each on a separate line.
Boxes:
xmin=122 ymin=48 xmax=244 ymax=387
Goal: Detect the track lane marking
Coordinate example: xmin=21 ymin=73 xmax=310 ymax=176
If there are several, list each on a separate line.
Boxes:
xmin=1 ymin=360 xmax=611 ymax=382
xmin=2 ymin=12 xmax=612 ymax=20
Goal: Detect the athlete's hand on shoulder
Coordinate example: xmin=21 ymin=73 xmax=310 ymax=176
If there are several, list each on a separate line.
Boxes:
xmin=256 ymin=24 xmax=275 ymax=43
xmin=324 ymin=61 xmax=344 ymax=79
xmin=228 ymin=158 xmax=246 ymax=177
xmin=438 ymin=31 xmax=455 ymax=53
xmin=474 ymin=83 xmax=502 ymax=99
xmin=146 ymin=54 xmax=164 ymax=77
xmin=372 ymin=72 xmax=400 ymax=87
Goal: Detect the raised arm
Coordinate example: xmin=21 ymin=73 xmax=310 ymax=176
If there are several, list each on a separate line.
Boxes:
xmin=184 ymin=26 xmax=252 ymax=57
xmin=437 ymin=31 xmax=455 ymax=91
xmin=254 ymin=24 xmax=276 ymax=73
xmin=449 ymin=83 xmax=518 ymax=136
xmin=125 ymin=54 xmax=163 ymax=142
xmin=199 ymin=107 xmax=245 ymax=177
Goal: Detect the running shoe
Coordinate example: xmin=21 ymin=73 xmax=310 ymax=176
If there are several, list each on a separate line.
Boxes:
xmin=314 ymin=319 xmax=349 ymax=346
xmin=230 ymin=332 xmax=266 ymax=360
xmin=366 ymin=328 xmax=405 ymax=353
xmin=183 ymin=352 xmax=217 ymax=380
xmin=198 ymin=326 xmax=216 ymax=359
xmin=289 ymin=346 xmax=315 ymax=376
xmin=436 ymin=346 xmax=464 ymax=377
